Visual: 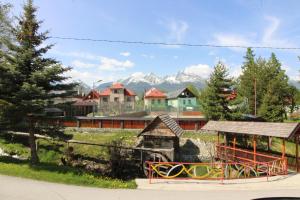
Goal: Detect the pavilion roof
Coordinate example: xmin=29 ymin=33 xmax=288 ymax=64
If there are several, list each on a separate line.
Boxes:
xmin=201 ymin=120 xmax=300 ymax=138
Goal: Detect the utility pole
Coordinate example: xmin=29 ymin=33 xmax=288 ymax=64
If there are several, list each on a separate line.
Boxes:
xmin=92 ymin=80 xmax=102 ymax=117
xmin=254 ymin=78 xmax=257 ymax=116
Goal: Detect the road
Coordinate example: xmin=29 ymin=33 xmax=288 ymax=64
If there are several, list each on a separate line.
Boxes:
xmin=1 ymin=175 xmax=300 ymax=200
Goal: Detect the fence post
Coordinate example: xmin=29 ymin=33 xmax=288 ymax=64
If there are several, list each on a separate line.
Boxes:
xmin=221 ymin=162 xmax=224 ymax=184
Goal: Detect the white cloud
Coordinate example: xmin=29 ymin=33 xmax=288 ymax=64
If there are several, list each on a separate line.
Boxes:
xmin=50 ymin=50 xmax=102 ymax=60
xmin=213 ymin=33 xmax=252 ymax=52
xmin=141 ymin=54 xmax=155 ymax=59
xmin=212 ymin=15 xmax=295 ymax=51
xmin=262 ymin=16 xmax=294 ymax=48
xmin=158 ymin=19 xmax=189 ymax=48
xmin=120 ymin=52 xmax=131 ymax=57
xmin=71 ymin=60 xmax=97 ymax=68
xmin=167 ymin=20 xmax=189 ymax=43
xmin=182 ymin=64 xmax=213 ymax=79
xmin=64 ymin=69 xmax=101 ymax=86
xmin=99 ymin=56 xmax=134 ymax=71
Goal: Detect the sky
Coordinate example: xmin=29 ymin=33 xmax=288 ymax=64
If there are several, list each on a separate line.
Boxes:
xmin=5 ymin=0 xmax=300 ymax=86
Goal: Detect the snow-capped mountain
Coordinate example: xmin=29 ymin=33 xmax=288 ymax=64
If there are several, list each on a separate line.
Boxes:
xmin=96 ymin=71 xmax=206 ymax=95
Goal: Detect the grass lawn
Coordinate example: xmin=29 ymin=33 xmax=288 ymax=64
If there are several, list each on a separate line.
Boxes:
xmin=0 ymin=156 xmax=136 ymax=189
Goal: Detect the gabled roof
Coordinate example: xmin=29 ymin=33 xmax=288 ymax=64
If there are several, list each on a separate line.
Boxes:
xmin=99 ymin=87 xmax=136 ymax=96
xmin=111 ymin=83 xmax=124 ymax=89
xmin=99 ymin=88 xmax=111 ymax=96
xmin=83 ymin=90 xmax=100 ymax=100
xmin=144 ymin=87 xmax=166 ymax=98
xmin=138 ymin=114 xmax=184 ymax=137
xmin=201 ymin=120 xmax=300 ymax=139
xmin=167 ymin=88 xmax=196 ymax=99
xmin=124 ymin=88 xmax=136 ymax=96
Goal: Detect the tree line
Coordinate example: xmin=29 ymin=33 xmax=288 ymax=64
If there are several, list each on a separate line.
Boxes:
xmin=201 ymin=48 xmax=299 ymax=122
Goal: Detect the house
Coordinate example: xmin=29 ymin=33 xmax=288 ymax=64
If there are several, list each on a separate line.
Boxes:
xmin=98 ymin=83 xmax=136 ymax=110
xmin=166 ymin=88 xmax=198 ymax=111
xmin=144 ymin=87 xmax=167 ymax=110
xmin=73 ymin=89 xmax=100 ymax=116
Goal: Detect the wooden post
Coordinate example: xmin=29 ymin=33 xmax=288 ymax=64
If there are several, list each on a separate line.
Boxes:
xmin=282 ymin=138 xmax=286 ymax=159
xmin=253 ymin=136 xmax=257 ymax=163
xmin=217 ymin=132 xmax=220 ymax=145
xmin=233 ymin=135 xmax=237 ymax=159
xmin=296 ymin=135 xmax=299 ymax=173
xmin=224 ymin=133 xmax=228 ymax=160
xmin=267 ymin=136 xmax=272 ymax=152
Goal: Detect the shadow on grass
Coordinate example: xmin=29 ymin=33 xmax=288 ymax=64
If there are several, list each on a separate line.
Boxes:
xmin=0 ymin=156 xmax=98 ymax=177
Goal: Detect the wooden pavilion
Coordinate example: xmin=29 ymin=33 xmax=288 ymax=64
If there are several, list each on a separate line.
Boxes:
xmin=201 ymin=121 xmax=300 ymax=172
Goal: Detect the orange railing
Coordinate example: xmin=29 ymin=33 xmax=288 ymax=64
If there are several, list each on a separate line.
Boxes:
xmin=147 ymin=145 xmax=287 ymax=183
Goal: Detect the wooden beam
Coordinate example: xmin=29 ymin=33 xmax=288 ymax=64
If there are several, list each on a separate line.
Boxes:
xmin=253 ymin=136 xmax=257 ymax=163
xmin=295 ymin=135 xmax=299 ymax=173
xmin=282 ymin=138 xmax=286 ymax=159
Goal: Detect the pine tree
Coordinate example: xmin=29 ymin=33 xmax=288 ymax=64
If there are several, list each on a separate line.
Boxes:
xmin=0 ymin=0 xmax=76 ymax=163
xmin=201 ymin=62 xmax=234 ymax=120
xmin=258 ymin=53 xmax=290 ymax=122
xmin=238 ymin=48 xmax=261 ymax=115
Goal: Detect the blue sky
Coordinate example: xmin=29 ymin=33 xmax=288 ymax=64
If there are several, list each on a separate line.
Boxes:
xmin=5 ymin=0 xmax=300 ymax=86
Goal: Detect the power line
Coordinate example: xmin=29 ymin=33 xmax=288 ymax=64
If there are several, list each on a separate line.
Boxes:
xmin=49 ymin=36 xmax=300 ymax=50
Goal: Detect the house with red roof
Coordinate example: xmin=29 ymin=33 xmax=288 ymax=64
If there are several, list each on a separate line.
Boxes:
xmin=99 ymin=82 xmax=136 ymax=110
xmin=73 ymin=89 xmax=100 ymax=116
xmin=144 ymin=87 xmax=167 ymax=110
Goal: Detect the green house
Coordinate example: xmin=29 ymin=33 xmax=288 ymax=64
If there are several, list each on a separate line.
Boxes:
xmin=166 ymin=88 xmax=199 ymax=111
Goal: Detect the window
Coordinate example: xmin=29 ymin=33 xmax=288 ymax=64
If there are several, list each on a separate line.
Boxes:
xmin=183 ymin=99 xmax=186 ymax=105
xmin=151 ymin=99 xmax=155 ymax=104
xmin=103 ymin=97 xmax=108 ymax=102
xmin=114 ymin=89 xmax=118 ymax=94
xmin=114 ymin=97 xmax=119 ymax=102
xmin=157 ymin=99 xmax=161 ymax=104
xmin=127 ymin=97 xmax=131 ymax=102
xmin=188 ymin=99 xmax=191 ymax=104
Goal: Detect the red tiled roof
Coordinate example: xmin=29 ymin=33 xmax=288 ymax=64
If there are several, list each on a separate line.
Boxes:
xmin=111 ymin=83 xmax=124 ymax=89
xmin=144 ymin=87 xmax=166 ymax=98
xmin=83 ymin=90 xmax=100 ymax=100
xmin=124 ymin=88 xmax=136 ymax=96
xmin=99 ymin=88 xmax=111 ymax=96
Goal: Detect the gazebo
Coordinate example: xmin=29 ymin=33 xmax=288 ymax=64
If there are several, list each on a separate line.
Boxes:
xmin=201 ymin=121 xmax=300 ymax=172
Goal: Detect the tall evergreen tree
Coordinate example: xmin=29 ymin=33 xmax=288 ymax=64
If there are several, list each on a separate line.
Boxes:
xmin=0 ymin=0 xmax=76 ymax=163
xmin=238 ymin=48 xmax=261 ymax=115
xmin=258 ymin=53 xmax=290 ymax=122
xmin=201 ymin=62 xmax=234 ymax=120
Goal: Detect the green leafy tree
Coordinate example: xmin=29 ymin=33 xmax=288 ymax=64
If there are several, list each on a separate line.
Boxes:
xmin=201 ymin=62 xmax=234 ymax=120
xmin=0 ymin=0 xmax=76 ymax=163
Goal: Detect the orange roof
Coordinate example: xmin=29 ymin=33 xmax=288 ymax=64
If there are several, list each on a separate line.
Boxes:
xmin=83 ymin=90 xmax=100 ymax=100
xmin=99 ymin=87 xmax=136 ymax=96
xmin=99 ymin=88 xmax=111 ymax=96
xmin=144 ymin=88 xmax=166 ymax=98
xmin=111 ymin=82 xmax=124 ymax=89
xmin=124 ymin=88 xmax=136 ymax=96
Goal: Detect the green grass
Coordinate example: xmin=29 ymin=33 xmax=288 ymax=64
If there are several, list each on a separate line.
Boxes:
xmin=0 ymin=156 xmax=136 ymax=189
xmin=65 ymin=129 xmax=138 ymax=159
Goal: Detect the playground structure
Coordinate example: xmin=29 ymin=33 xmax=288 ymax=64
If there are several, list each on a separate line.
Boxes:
xmin=147 ymin=120 xmax=300 ymax=183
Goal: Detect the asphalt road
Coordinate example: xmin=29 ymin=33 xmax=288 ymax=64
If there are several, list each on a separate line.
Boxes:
xmin=1 ymin=175 xmax=300 ymax=200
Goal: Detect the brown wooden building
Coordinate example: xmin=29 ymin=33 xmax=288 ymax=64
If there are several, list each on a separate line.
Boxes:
xmin=202 ymin=121 xmax=300 ymax=172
